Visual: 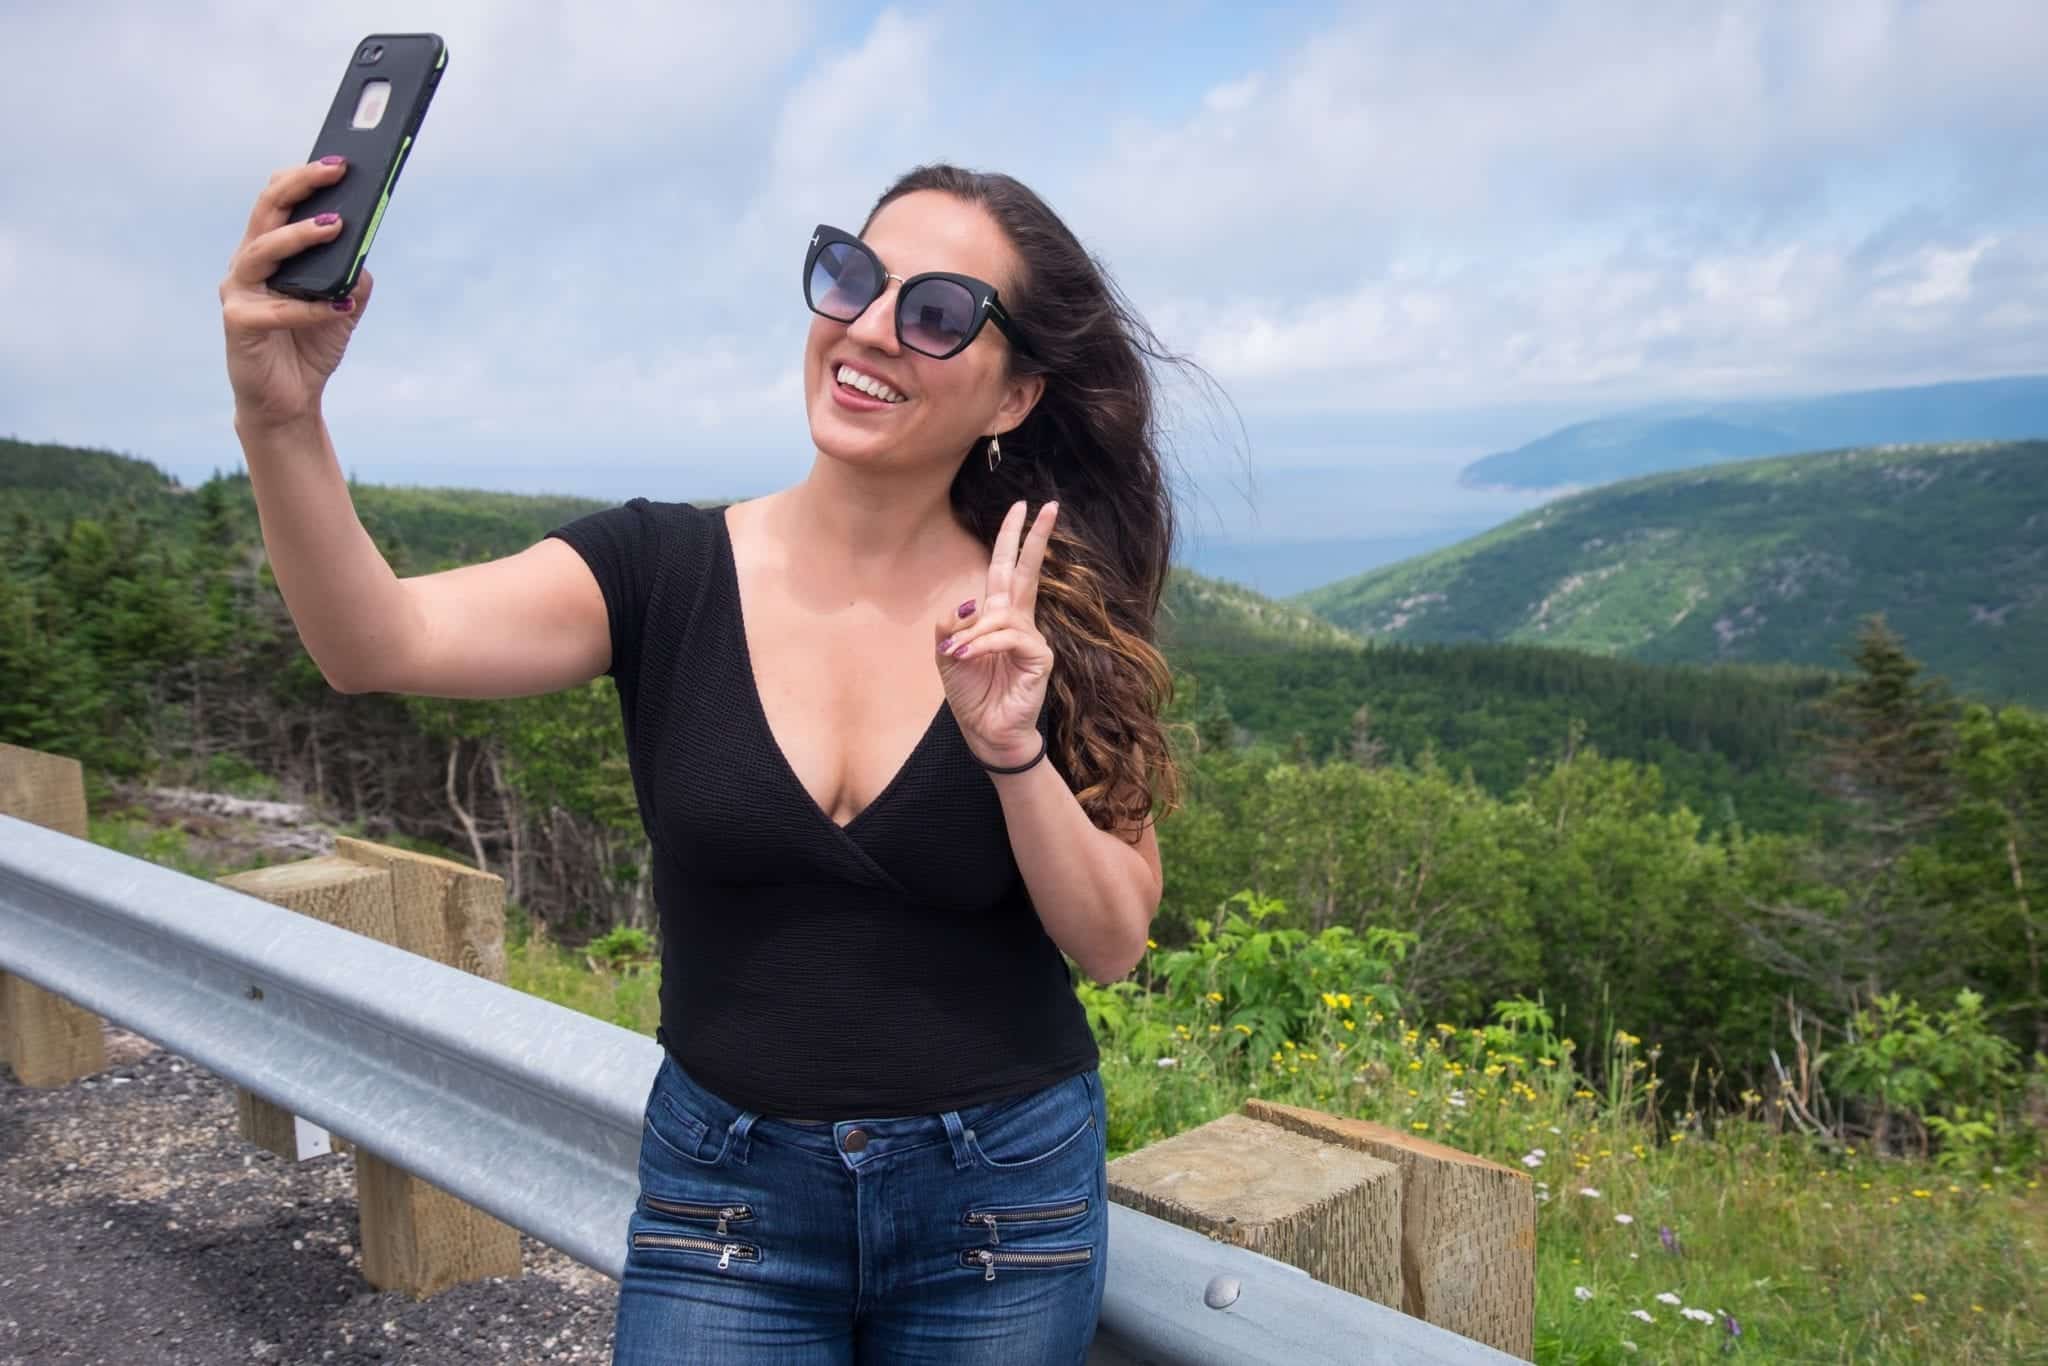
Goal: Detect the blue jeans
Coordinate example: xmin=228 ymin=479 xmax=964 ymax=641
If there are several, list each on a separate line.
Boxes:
xmin=611 ymin=1050 xmax=1110 ymax=1364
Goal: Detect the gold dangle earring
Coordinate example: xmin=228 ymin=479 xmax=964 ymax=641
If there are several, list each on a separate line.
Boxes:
xmin=986 ymin=432 xmax=1003 ymax=472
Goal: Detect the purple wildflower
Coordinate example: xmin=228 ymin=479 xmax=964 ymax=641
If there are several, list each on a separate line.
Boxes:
xmin=1660 ymin=1223 xmax=1682 ymax=1256
xmin=1723 ymin=1310 xmax=1741 ymax=1338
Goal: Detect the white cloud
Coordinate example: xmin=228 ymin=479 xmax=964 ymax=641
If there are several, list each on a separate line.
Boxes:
xmin=1176 ymin=224 xmax=2047 ymax=409
xmin=2 ymin=1 xmax=2045 ymax=496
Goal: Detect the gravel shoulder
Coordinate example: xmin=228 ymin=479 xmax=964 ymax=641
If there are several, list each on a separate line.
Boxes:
xmin=1 ymin=1023 xmax=618 ymax=1364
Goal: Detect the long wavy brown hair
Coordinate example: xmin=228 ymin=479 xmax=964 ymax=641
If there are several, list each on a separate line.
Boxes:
xmin=864 ymin=165 xmax=1190 ymax=838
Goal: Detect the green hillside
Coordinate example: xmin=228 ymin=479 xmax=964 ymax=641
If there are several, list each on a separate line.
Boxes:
xmin=1299 ymin=440 xmax=2048 ymax=706
xmin=1159 ymin=567 xmax=1365 ymax=654
xmin=0 ymin=438 xmax=1862 ymax=833
xmin=0 ymin=437 xmax=616 ymax=575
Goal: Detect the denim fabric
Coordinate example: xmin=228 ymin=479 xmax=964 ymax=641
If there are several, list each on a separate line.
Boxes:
xmin=611 ymin=1048 xmax=1109 ymax=1364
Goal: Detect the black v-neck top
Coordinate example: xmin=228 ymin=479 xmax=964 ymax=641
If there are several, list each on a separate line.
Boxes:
xmin=545 ymin=498 xmax=1099 ymax=1116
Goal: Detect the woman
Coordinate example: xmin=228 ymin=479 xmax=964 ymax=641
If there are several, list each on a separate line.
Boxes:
xmin=220 ymin=159 xmax=1185 ymax=1362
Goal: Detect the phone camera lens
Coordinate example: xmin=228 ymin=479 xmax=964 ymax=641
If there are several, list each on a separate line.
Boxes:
xmin=358 ymin=44 xmax=384 ymax=65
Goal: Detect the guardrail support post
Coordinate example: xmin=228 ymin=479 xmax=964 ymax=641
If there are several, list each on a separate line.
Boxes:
xmin=0 ymin=743 xmax=105 ymax=1087
xmin=1108 ymin=1110 xmax=1405 ymax=1310
xmin=217 ymin=840 xmax=521 ymax=1298
xmin=1247 ymin=1100 xmax=1536 ymax=1360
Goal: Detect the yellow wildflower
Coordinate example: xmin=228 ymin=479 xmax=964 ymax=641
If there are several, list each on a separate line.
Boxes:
xmin=1910 ymin=1292 xmax=1926 ymax=1304
xmin=1207 ymin=991 xmax=1224 ymax=1003
xmin=1911 ymin=1189 xmax=1932 ymax=1199
xmin=1537 ymin=1058 xmax=1556 ymax=1068
xmin=1336 ymin=992 xmax=1353 ymax=1008
xmin=1146 ymin=938 xmax=1158 ymax=950
xmin=1343 ymin=1019 xmax=1356 ymax=1032
xmin=1233 ymin=1023 xmax=1252 ymax=1035
xmin=1320 ymin=991 xmax=1340 ymax=1009
xmin=1411 ymin=1121 xmax=1429 ymax=1132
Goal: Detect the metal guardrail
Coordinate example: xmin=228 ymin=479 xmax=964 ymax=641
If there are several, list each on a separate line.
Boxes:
xmin=0 ymin=813 xmax=1517 ymax=1365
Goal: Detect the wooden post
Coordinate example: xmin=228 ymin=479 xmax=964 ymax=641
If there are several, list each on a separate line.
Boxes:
xmin=1246 ymin=1099 xmax=1536 ymax=1360
xmin=0 ymin=743 xmax=106 ymax=1087
xmin=1107 ymin=1111 xmax=1404 ymax=1310
xmin=216 ymin=857 xmax=401 ymax=1161
xmin=332 ymin=836 xmax=507 ymax=985
xmin=217 ymin=841 xmax=520 ymax=1297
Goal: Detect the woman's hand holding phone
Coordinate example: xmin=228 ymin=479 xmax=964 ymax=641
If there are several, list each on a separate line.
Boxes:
xmin=220 ymin=159 xmax=374 ymax=434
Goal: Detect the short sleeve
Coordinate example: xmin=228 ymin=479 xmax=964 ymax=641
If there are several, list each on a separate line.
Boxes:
xmin=545 ymin=497 xmax=660 ymax=684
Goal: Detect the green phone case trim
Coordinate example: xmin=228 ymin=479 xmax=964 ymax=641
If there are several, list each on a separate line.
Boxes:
xmin=348 ymin=133 xmax=413 ymax=286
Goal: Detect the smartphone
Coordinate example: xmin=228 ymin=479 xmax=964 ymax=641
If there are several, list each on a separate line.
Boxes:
xmin=270 ymin=33 xmax=447 ymax=301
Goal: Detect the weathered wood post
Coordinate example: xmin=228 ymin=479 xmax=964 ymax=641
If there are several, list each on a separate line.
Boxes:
xmin=0 ymin=743 xmax=107 ymax=1087
xmin=1246 ymin=1099 xmax=1536 ymax=1359
xmin=216 ymin=837 xmax=519 ymax=1298
xmin=1107 ymin=1111 xmax=1406 ymax=1310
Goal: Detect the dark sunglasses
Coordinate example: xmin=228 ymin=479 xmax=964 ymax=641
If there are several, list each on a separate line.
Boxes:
xmin=803 ymin=224 xmax=1035 ymax=361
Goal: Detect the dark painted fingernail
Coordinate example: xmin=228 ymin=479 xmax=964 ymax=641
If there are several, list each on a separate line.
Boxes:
xmin=314 ymin=212 xmax=339 ymax=226
xmin=319 ymin=155 xmax=345 ymax=166
xmin=939 ymin=636 xmax=954 ymax=653
xmin=330 ymin=296 xmax=355 ymax=312
xmin=957 ymin=599 xmax=976 ymax=618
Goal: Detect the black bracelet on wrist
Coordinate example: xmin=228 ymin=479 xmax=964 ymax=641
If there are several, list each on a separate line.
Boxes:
xmin=977 ymin=731 xmax=1048 ymax=775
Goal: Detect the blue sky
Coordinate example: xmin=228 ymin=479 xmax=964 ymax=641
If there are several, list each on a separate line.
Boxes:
xmin=2 ymin=2 xmax=2043 ymax=588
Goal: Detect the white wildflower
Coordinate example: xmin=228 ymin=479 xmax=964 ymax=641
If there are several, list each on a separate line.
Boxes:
xmin=1655 ymin=1292 xmax=1681 ymax=1306
xmin=1522 ymin=1153 xmax=1543 ymax=1168
xmin=1548 ymin=1125 xmax=1562 ymax=1134
xmin=1579 ymin=1187 xmax=1602 ymax=1198
xmin=1681 ymin=1308 xmax=1715 ymax=1323
xmin=1630 ymin=1309 xmax=1655 ymax=1323
xmin=1614 ymin=1213 xmax=1635 ymax=1225
xmin=1156 ymin=1057 xmax=1178 ymax=1068
xmin=1574 ymin=1286 xmax=1594 ymax=1302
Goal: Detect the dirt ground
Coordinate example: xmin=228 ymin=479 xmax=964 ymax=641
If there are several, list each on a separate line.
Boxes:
xmin=0 ymin=1023 xmax=619 ymax=1364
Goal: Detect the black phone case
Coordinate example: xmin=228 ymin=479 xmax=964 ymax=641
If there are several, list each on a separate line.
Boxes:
xmin=271 ymin=33 xmax=446 ymax=301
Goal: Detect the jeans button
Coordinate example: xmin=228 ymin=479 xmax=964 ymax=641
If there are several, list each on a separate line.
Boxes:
xmin=841 ymin=1127 xmax=869 ymax=1153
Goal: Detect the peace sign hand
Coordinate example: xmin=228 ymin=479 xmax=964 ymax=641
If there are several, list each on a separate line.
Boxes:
xmin=936 ymin=500 xmax=1060 ymax=769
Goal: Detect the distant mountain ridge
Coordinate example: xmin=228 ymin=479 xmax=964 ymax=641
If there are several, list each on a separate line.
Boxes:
xmin=1300 ymin=439 xmax=2048 ymax=706
xmin=0 ymin=437 xmax=1361 ymax=659
xmin=1461 ymin=375 xmax=2048 ymax=490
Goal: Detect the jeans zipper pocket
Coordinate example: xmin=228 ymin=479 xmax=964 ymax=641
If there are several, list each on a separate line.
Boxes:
xmin=962 ymin=1197 xmax=1090 ymax=1245
xmin=631 ymin=1232 xmax=761 ymax=1269
xmin=961 ymin=1246 xmax=1094 ymax=1282
xmin=642 ymin=1196 xmax=753 ymax=1235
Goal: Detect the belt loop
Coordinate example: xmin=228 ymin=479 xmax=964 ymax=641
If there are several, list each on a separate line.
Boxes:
xmin=728 ymin=1110 xmax=759 ymax=1166
xmin=941 ymin=1109 xmax=975 ymax=1171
